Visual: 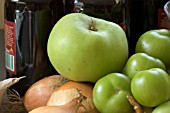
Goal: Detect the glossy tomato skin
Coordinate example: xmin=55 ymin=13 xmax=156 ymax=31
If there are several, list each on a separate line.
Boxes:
xmin=125 ymin=53 xmax=166 ymax=79
xmin=152 ymin=101 xmax=170 ymax=113
xmin=93 ymin=73 xmax=134 ymax=113
xmin=131 ymin=68 xmax=170 ymax=107
xmin=135 ymin=29 xmax=170 ymax=69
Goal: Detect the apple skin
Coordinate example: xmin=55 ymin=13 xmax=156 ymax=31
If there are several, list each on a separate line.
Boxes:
xmin=125 ymin=53 xmax=166 ymax=79
xmin=152 ymin=101 xmax=170 ymax=113
xmin=93 ymin=73 xmax=134 ymax=113
xmin=47 ymin=13 xmax=128 ymax=82
xmin=135 ymin=29 xmax=170 ymax=68
xmin=131 ymin=68 xmax=170 ymax=107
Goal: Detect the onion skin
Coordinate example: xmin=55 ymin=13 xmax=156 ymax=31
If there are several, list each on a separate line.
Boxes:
xmin=29 ymin=98 xmax=80 ymax=113
xmin=24 ymin=75 xmax=68 ymax=112
xmin=47 ymin=81 xmax=99 ymax=113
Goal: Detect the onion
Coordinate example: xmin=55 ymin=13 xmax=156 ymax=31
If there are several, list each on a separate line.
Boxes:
xmin=29 ymin=96 xmax=82 ymax=113
xmin=23 ymin=75 xmax=68 ymax=112
xmin=47 ymin=81 xmax=99 ymax=113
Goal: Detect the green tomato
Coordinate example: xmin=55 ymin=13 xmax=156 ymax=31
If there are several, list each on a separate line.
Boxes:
xmin=93 ymin=73 xmax=134 ymax=113
xmin=125 ymin=53 xmax=166 ymax=79
xmin=136 ymin=29 xmax=170 ymax=68
xmin=47 ymin=13 xmax=128 ymax=82
xmin=131 ymin=68 xmax=170 ymax=107
xmin=152 ymin=101 xmax=170 ymax=113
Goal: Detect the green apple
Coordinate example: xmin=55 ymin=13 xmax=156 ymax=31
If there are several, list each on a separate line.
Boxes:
xmin=47 ymin=13 xmax=128 ymax=82
xmin=125 ymin=53 xmax=166 ymax=79
xmin=152 ymin=100 xmax=170 ymax=113
xmin=93 ymin=73 xmax=134 ymax=113
xmin=135 ymin=29 xmax=170 ymax=69
xmin=131 ymin=68 xmax=170 ymax=107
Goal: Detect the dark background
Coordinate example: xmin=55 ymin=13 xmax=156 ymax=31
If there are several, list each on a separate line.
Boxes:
xmin=0 ymin=30 xmax=6 ymax=80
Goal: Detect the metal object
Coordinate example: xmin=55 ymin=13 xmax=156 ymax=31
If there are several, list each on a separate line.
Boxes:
xmin=164 ymin=0 xmax=170 ymax=21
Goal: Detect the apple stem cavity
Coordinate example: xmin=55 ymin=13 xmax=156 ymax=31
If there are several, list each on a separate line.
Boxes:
xmin=89 ymin=19 xmax=98 ymax=31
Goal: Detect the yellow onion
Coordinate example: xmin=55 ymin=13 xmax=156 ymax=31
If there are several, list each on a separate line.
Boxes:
xmin=29 ymin=98 xmax=81 ymax=113
xmin=23 ymin=75 xmax=68 ymax=112
xmin=47 ymin=81 xmax=99 ymax=113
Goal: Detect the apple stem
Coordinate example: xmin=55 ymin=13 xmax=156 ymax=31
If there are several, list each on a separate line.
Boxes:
xmin=89 ymin=26 xmax=97 ymax=31
xmin=89 ymin=20 xmax=98 ymax=31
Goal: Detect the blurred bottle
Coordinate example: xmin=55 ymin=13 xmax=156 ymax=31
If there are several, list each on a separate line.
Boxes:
xmin=143 ymin=0 xmax=170 ymax=31
xmin=74 ymin=0 xmax=126 ymax=31
xmin=125 ymin=0 xmax=170 ymax=55
xmin=125 ymin=0 xmax=145 ymax=55
xmin=4 ymin=0 xmax=74 ymax=96
xmin=157 ymin=0 xmax=170 ymax=29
